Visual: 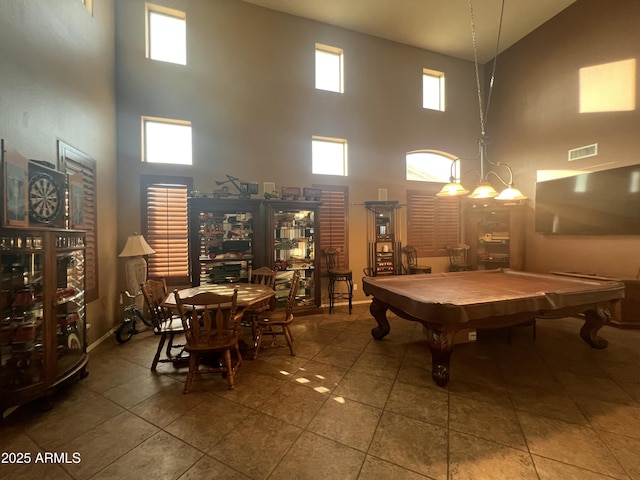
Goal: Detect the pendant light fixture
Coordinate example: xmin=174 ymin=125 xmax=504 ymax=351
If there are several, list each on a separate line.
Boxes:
xmin=437 ymin=0 xmax=526 ymax=201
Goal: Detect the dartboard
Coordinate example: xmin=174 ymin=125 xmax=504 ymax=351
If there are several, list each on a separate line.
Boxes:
xmin=29 ymin=172 xmax=62 ymax=223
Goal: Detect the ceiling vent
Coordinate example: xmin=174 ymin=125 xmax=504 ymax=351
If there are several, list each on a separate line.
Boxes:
xmin=568 ymin=143 xmax=598 ymax=161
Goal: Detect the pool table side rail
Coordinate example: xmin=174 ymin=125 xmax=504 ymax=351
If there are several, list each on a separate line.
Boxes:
xmin=362 ymin=268 xmax=625 ymax=327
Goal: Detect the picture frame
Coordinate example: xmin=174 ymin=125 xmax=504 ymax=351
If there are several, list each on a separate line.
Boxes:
xmin=1 ymin=139 xmax=30 ymax=227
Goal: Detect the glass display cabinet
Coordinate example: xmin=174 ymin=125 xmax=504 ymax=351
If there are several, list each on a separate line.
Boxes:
xmin=365 ymin=201 xmax=401 ymax=276
xmin=188 ymin=197 xmax=265 ymax=286
xmin=1 ymin=228 xmax=87 ymax=418
xmin=266 ymin=200 xmax=321 ymax=314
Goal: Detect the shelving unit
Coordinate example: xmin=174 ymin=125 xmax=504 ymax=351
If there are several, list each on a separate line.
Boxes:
xmin=265 ymin=200 xmax=321 ymax=314
xmin=188 ymin=197 xmax=264 ymax=286
xmin=365 ymin=201 xmax=401 ymax=276
xmin=1 ymin=228 xmax=87 ymax=418
xmin=464 ymin=201 xmax=525 ymax=271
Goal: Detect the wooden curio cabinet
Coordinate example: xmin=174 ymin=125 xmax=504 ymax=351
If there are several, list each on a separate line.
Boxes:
xmin=1 ymin=228 xmax=88 ymax=418
xmin=464 ymin=201 xmax=525 ymax=271
xmin=265 ymin=200 xmax=322 ymax=314
xmin=188 ymin=197 xmax=265 ymax=286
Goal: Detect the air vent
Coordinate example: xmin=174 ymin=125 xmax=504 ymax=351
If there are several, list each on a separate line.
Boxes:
xmin=568 ymin=143 xmax=598 ymax=161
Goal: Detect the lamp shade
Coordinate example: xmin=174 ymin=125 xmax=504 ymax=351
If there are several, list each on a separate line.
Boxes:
xmin=468 ymin=183 xmax=500 ymax=199
xmin=437 ymin=182 xmax=470 ymax=197
xmin=495 ymin=186 xmax=527 ymax=201
xmin=119 ymin=234 xmax=155 ymax=257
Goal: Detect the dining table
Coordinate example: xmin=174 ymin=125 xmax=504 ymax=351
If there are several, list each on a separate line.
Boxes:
xmin=163 ymin=282 xmax=276 ymax=311
xmin=163 ymin=282 xmax=276 ymax=354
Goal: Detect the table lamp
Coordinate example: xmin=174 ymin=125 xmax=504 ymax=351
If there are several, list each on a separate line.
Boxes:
xmin=119 ymin=233 xmax=155 ymax=309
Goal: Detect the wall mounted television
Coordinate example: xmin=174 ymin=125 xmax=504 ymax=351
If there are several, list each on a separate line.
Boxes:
xmin=535 ymin=164 xmax=640 ymax=235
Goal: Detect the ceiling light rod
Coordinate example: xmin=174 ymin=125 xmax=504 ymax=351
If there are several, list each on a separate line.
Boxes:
xmin=437 ymin=0 xmax=526 ymax=202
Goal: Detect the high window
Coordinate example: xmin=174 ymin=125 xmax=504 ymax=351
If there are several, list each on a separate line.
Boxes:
xmin=423 ymin=68 xmax=445 ymax=111
xmin=312 ymin=137 xmax=348 ymax=176
xmin=142 ymin=117 xmax=192 ymax=165
xmin=141 ymin=176 xmax=192 ymax=286
xmin=406 ymin=150 xmax=457 ymax=182
xmin=315 ymin=43 xmax=344 ymax=93
xmin=146 ymin=3 xmax=186 ymax=65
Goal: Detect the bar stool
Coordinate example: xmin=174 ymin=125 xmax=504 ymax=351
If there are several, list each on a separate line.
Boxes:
xmin=322 ymin=247 xmax=353 ymax=314
xmin=447 ymin=244 xmax=472 ymax=272
xmin=402 ymin=245 xmax=432 ymax=274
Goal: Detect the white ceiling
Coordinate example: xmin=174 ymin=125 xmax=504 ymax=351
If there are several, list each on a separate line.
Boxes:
xmin=241 ymin=0 xmax=576 ymax=63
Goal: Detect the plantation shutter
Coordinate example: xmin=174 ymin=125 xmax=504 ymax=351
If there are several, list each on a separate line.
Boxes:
xmin=407 ymin=189 xmax=460 ymax=257
xmin=315 ymin=185 xmax=348 ymax=275
xmin=58 ymin=142 xmax=99 ymax=302
xmin=142 ymin=176 xmax=191 ymax=285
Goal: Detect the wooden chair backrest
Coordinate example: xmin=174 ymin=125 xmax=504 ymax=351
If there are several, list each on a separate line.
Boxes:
xmin=283 ymin=272 xmax=301 ymax=322
xmin=250 ymin=266 xmax=277 ymax=289
xmin=140 ymin=278 xmax=172 ymax=328
xmin=402 ymin=245 xmax=419 ymax=267
xmin=174 ymin=289 xmax=239 ymax=348
xmin=447 ymin=243 xmax=470 ymax=266
xmin=322 ymin=247 xmax=339 ymax=272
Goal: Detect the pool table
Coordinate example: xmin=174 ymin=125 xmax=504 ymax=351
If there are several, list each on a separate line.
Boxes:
xmin=362 ymin=268 xmax=625 ymax=386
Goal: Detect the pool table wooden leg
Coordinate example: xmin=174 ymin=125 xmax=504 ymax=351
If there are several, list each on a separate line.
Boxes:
xmin=580 ymin=308 xmax=609 ymax=349
xmin=369 ymin=298 xmax=391 ymax=339
xmin=423 ymin=324 xmax=456 ymax=387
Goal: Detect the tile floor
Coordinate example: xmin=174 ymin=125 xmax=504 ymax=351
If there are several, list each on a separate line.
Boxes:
xmin=2 ymin=304 xmax=640 ymax=479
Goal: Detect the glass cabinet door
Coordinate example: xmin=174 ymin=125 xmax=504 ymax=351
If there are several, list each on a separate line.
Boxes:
xmin=197 ymin=209 xmax=254 ymax=284
xmin=54 ymin=234 xmax=85 ymax=378
xmin=273 ymin=208 xmax=315 ymax=307
xmin=0 ymin=234 xmax=45 ymax=391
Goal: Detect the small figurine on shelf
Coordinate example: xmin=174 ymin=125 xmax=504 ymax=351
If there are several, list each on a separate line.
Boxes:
xmin=213 ymin=175 xmax=258 ymax=199
xmin=303 ymin=187 xmax=322 ymax=201
xmin=280 ymin=187 xmax=301 ymax=200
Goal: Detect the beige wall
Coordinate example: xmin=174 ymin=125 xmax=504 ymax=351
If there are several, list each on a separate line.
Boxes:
xmin=4 ymin=0 xmax=636 ymax=342
xmin=487 ymin=0 xmax=640 ymax=279
xmin=0 ymin=0 xmax=118 ymax=343
xmin=114 ymin=0 xmax=482 ymax=304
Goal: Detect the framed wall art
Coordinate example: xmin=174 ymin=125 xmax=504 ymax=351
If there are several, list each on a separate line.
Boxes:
xmin=1 ymin=139 xmax=30 ymax=227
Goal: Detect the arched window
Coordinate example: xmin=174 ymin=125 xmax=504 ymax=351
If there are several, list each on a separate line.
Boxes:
xmin=406 ymin=150 xmax=457 ymax=183
xmin=405 ymin=150 xmax=462 ymax=257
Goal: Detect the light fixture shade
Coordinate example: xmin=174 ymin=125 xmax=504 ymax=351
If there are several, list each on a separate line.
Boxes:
xmin=468 ymin=183 xmax=499 ymax=199
xmin=119 ymin=234 xmax=155 ymax=257
xmin=495 ymin=186 xmax=527 ymax=201
xmin=436 ymin=182 xmax=470 ymax=197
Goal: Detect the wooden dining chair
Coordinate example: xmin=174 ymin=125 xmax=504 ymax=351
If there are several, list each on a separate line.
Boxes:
xmin=174 ymin=287 xmax=242 ymax=392
xmin=140 ymin=278 xmax=186 ymax=371
xmin=249 ymin=266 xmax=277 ymax=309
xmin=242 ymin=266 xmax=277 ymax=329
xmin=249 ymin=266 xmax=278 ymax=289
xmin=253 ymin=272 xmax=300 ymax=359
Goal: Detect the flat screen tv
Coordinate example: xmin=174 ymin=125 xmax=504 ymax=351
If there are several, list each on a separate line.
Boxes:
xmin=535 ymin=164 xmax=640 ymax=235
